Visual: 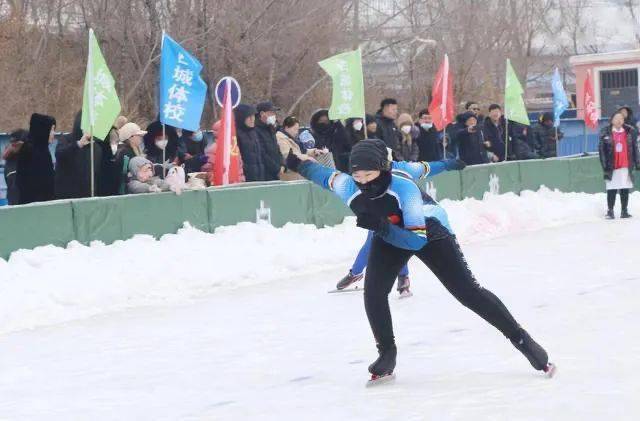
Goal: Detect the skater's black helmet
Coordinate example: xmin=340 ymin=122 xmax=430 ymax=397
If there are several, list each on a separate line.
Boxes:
xmin=349 ymin=139 xmax=391 ymax=173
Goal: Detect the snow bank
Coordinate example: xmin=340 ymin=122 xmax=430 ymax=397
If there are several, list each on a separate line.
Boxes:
xmin=0 ymin=188 xmax=636 ymax=335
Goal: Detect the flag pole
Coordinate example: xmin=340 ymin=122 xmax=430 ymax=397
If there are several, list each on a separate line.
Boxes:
xmin=88 ymin=29 xmax=95 ymax=197
xmin=504 ymin=118 xmax=509 ymax=162
xmin=162 ymin=123 xmax=166 ymax=178
xmin=555 ymin=126 xmax=559 ymax=157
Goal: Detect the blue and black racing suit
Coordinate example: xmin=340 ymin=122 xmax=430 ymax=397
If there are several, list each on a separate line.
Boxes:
xmin=298 ymin=160 xmax=524 ymax=350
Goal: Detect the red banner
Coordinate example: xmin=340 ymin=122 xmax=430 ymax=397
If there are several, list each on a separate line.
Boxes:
xmin=211 ymin=83 xmax=242 ymax=185
xmin=583 ymin=70 xmax=599 ymax=130
xmin=428 ymin=54 xmax=455 ymax=131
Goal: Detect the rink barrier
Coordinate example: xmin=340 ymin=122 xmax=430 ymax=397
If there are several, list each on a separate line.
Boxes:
xmin=0 ymin=155 xmax=623 ymax=259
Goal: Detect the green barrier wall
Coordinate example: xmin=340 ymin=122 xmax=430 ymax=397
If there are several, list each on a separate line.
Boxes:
xmin=0 ymin=156 xmax=614 ymax=259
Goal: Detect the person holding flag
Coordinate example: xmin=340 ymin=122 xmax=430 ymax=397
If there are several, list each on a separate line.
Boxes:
xmin=504 ymin=59 xmax=530 ymax=160
xmin=285 ymin=139 xmax=555 ymax=384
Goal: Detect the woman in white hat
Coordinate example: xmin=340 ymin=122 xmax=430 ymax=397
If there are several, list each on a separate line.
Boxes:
xmin=115 ymin=122 xmax=147 ymax=193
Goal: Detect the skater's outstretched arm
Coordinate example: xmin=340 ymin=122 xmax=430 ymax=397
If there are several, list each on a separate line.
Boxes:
xmin=391 ymin=159 xmax=466 ymax=180
xmin=295 ymin=159 xmax=359 ymax=204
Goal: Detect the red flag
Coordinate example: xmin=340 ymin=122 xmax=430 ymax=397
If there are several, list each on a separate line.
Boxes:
xmin=211 ymin=82 xmax=242 ymax=185
xmin=428 ymin=54 xmax=455 ymax=131
xmin=583 ymin=70 xmax=599 ymax=130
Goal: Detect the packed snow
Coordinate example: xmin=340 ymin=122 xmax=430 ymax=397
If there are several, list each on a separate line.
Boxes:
xmin=0 ymin=188 xmax=638 ymax=419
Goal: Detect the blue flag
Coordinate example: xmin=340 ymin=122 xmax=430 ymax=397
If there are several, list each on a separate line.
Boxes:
xmin=552 ymin=68 xmax=569 ymax=127
xmin=159 ymin=33 xmax=207 ymax=131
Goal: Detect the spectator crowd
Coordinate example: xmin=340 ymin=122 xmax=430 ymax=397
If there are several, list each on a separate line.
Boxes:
xmin=4 ymin=96 xmax=603 ymax=207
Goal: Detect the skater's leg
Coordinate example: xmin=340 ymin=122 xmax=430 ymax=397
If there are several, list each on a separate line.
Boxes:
xmin=364 ymin=235 xmax=412 ymax=348
xmin=399 ymin=264 xmax=409 ymax=277
xmin=415 ymin=235 xmax=521 ymax=340
xmin=351 ymin=231 xmax=373 ymax=275
xmin=415 ymin=234 xmax=550 ymax=370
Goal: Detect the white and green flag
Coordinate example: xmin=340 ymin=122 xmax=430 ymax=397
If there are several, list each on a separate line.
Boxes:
xmin=504 ymin=59 xmax=529 ymax=126
xmin=81 ymin=29 xmax=121 ymax=140
xmin=318 ymin=48 xmax=365 ymax=120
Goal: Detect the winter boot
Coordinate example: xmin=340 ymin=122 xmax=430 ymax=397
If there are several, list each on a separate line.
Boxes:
xmin=621 ymin=209 xmax=632 ymax=219
xmin=606 ymin=209 xmax=615 ymax=219
xmin=368 ymin=343 xmax=397 ymax=376
xmin=396 ymin=275 xmax=411 ymax=296
xmin=511 ymin=329 xmax=550 ymax=372
xmin=336 ymin=271 xmax=363 ymax=290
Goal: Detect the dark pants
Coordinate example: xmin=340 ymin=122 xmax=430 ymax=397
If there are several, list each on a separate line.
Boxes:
xmin=364 ymin=233 xmax=522 ymax=348
xmin=607 ymin=189 xmax=630 ymax=211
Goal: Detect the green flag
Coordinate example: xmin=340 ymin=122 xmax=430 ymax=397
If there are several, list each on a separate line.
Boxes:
xmin=504 ymin=59 xmax=529 ymax=126
xmin=318 ymin=48 xmax=365 ymax=120
xmin=81 ymin=29 xmax=121 ymax=140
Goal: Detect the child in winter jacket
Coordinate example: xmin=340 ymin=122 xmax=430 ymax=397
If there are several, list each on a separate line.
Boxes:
xmin=127 ymin=156 xmax=170 ymax=194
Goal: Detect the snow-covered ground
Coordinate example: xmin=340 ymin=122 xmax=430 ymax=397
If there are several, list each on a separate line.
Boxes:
xmin=0 ymin=189 xmax=638 ymax=420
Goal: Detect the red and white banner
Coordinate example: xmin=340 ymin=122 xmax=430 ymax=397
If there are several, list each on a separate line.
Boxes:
xmin=428 ymin=54 xmax=455 ymax=131
xmin=583 ymin=70 xmax=599 ymax=130
xmin=211 ymin=81 xmax=242 ymax=185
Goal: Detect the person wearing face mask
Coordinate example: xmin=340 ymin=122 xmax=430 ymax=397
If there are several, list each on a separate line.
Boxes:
xmin=285 ymin=139 xmax=555 ymax=383
xmin=375 ymin=98 xmax=401 ymax=157
xmin=16 ymin=113 xmax=57 ymax=204
xmin=365 ymin=114 xmax=377 ymax=139
xmin=395 ymin=113 xmax=419 ymax=162
xmin=455 ymin=112 xmax=489 ymax=165
xmin=143 ymin=121 xmax=179 ymax=176
xmin=345 ymin=117 xmax=365 ymax=149
xmin=415 ymin=110 xmax=443 ymax=161
xmin=98 ymin=115 xmax=128 ymax=197
xmin=178 ymin=129 xmax=208 ymax=173
xmin=255 ymin=101 xmax=284 ymax=181
xmin=309 ymin=109 xmax=350 ymax=172
xmin=236 ymin=103 xmax=266 ymax=182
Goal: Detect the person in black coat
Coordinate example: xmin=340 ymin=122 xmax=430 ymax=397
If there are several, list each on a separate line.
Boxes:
xmin=144 ymin=121 xmax=179 ymax=176
xmin=455 ymin=111 xmax=488 ymax=165
xmin=481 ymin=104 xmax=507 ymax=162
xmin=309 ymin=109 xmax=351 ymax=172
xmin=415 ymin=109 xmax=443 ymax=161
xmin=177 ymin=129 xmax=207 ymax=174
xmin=345 ymin=117 xmax=365 ymax=148
xmin=2 ymin=129 xmax=28 ymax=205
xmin=235 ymin=103 xmax=266 ymax=182
xmin=255 ymin=101 xmax=284 ymax=181
xmin=16 ymin=113 xmax=56 ymax=204
xmin=532 ymin=112 xmax=563 ymax=158
xmin=374 ymin=98 xmax=401 ymax=156
xmin=54 ymin=111 xmax=106 ymax=199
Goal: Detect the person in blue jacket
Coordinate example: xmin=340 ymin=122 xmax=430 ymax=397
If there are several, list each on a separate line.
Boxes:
xmin=335 ymin=157 xmax=465 ymax=296
xmin=285 ymin=139 xmax=553 ymax=381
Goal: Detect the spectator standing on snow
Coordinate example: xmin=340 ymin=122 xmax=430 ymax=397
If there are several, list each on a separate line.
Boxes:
xmin=2 ymin=129 xmax=27 ymax=205
xmin=255 ymin=101 xmax=284 ymax=181
xmin=415 ymin=110 xmax=443 ymax=162
xmin=16 ymin=113 xmax=57 ymax=204
xmin=235 ymin=103 xmax=266 ymax=182
xmin=599 ymin=110 xmax=640 ymax=219
xmin=396 ymin=113 xmax=419 ymax=161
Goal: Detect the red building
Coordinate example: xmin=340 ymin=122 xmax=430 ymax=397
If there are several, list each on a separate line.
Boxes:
xmin=570 ymin=50 xmax=640 ymax=120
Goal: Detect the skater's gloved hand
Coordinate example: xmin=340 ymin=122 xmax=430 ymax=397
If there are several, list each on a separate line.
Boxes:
xmin=356 ymin=213 xmax=389 ymax=233
xmin=285 ymin=149 xmax=302 ymax=172
xmin=443 ymin=158 xmax=466 ymax=171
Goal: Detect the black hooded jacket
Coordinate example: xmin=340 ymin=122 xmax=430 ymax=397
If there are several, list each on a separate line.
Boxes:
xmin=455 ymin=112 xmax=488 ymax=165
xmin=374 ymin=112 xmax=400 ymax=156
xmin=599 ymin=123 xmax=640 ymax=181
xmin=144 ymin=121 xmax=179 ymax=172
xmin=310 ymin=109 xmax=350 ymax=172
xmin=254 ymin=118 xmax=283 ymax=181
xmin=54 ymin=111 xmax=105 ymax=199
xmin=235 ymin=104 xmax=266 ymax=182
xmin=16 ymin=113 xmax=56 ymax=204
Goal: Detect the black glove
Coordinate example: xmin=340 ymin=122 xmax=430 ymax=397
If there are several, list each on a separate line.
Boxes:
xmin=604 ymin=171 xmax=612 ymax=181
xmin=443 ymin=158 xmax=466 ymax=171
xmin=285 ymin=149 xmax=302 ymax=172
xmin=356 ymin=213 xmax=389 ymax=233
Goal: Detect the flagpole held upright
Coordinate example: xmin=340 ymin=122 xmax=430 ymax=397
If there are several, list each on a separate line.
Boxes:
xmin=88 ymin=29 xmax=95 ymax=197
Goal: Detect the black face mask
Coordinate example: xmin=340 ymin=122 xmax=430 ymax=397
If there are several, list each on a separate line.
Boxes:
xmin=315 ymin=122 xmax=331 ymax=133
xmin=355 ymin=170 xmax=392 ymax=199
